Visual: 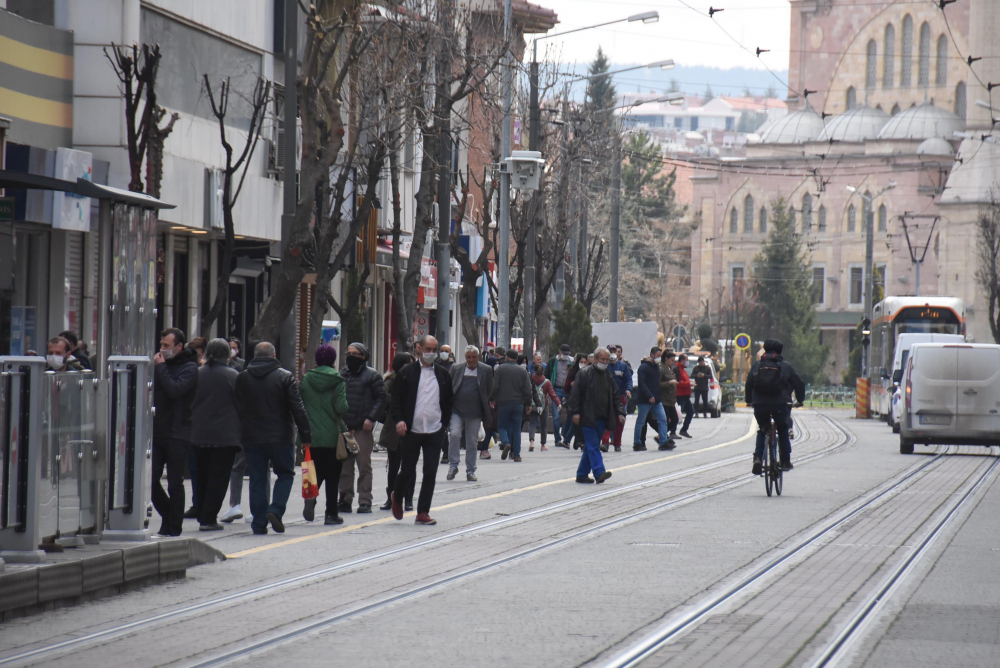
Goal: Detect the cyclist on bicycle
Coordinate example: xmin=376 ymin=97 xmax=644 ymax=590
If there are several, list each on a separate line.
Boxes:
xmin=745 ymin=338 xmax=805 ymax=474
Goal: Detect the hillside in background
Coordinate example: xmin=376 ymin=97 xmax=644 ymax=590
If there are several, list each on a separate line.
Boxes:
xmin=560 ymin=63 xmax=790 ymax=100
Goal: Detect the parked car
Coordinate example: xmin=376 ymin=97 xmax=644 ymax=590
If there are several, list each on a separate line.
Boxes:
xmin=899 ymin=343 xmax=1000 ymax=454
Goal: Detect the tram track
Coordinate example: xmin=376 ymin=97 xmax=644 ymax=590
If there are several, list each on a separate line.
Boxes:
xmin=1 ymin=413 xmax=852 ymax=667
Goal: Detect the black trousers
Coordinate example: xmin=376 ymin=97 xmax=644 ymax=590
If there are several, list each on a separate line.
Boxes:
xmin=194 ymin=446 xmax=239 ymax=525
xmin=386 ymin=448 xmax=415 ymax=503
xmin=395 ymin=429 xmax=443 ymax=515
xmin=152 ymin=438 xmax=190 ymax=535
xmin=694 ymin=389 xmax=710 ymax=415
xmin=311 ymin=447 xmax=345 ymax=511
xmin=641 ymin=404 xmax=678 ymax=441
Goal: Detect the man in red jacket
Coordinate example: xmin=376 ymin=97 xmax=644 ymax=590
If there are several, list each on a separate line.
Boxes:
xmin=674 ymin=354 xmax=695 ymax=439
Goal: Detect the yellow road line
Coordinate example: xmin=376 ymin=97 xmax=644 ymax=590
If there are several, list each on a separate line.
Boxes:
xmin=226 ymin=419 xmax=755 ymax=559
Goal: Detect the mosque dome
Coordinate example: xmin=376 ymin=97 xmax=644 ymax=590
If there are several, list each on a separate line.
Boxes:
xmin=916 ymin=137 xmax=956 ymax=156
xmin=877 ymin=102 xmax=965 ymax=140
xmin=758 ymin=107 xmax=826 ymax=144
xmin=817 ymin=105 xmax=889 ymax=142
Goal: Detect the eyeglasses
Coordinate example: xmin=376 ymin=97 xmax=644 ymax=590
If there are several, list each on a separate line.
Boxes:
xmin=347 ymin=351 xmax=365 ymax=358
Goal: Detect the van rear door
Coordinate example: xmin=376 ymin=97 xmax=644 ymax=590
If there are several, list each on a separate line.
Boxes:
xmin=954 ymin=346 xmax=1000 ymax=433
xmin=910 ymin=346 xmax=957 ymax=430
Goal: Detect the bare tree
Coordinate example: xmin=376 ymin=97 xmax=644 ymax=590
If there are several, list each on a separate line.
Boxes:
xmin=200 ymin=74 xmax=272 ymax=337
xmin=146 ymin=106 xmax=179 ymax=199
xmin=976 ymin=189 xmax=1000 ymax=343
xmin=104 ymin=43 xmax=162 ymax=193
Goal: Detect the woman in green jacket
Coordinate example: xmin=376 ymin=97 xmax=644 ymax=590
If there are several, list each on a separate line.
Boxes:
xmin=300 ymin=344 xmax=350 ymax=525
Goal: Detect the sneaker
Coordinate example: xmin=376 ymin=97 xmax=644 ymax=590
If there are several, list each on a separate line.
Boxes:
xmin=573 ymin=442 xmax=581 ymax=450
xmin=632 ymin=444 xmax=647 ymax=451
xmin=555 ymin=441 xmax=568 ymax=449
xmin=679 ymin=430 xmax=693 ymax=438
xmin=440 ymin=453 xmax=449 ymax=464
xmin=404 ymin=501 xmax=414 ymax=512
xmin=600 ymin=444 xmax=609 ymax=453
xmin=199 ymin=523 xmax=224 ymax=532
xmin=595 ymin=471 xmax=612 ymax=484
xmin=252 ymin=528 xmax=268 ymax=535
xmin=467 ymin=472 xmax=477 ymax=481
xmin=501 ymin=444 xmax=512 ymax=460
xmin=219 ymin=505 xmax=243 ymax=523
xmin=480 ymin=450 xmax=492 ymax=460
xmin=339 ymin=499 xmax=352 ymax=514
xmin=576 ymin=476 xmax=595 ymax=483
xmin=391 ymin=492 xmax=403 ymax=520
xmin=325 ymin=513 xmax=344 ymax=525
xmin=266 ymin=512 xmax=285 ymax=533
xmin=357 ymin=504 xmax=372 ymax=514
xmin=512 ymin=456 xmax=522 ymax=462
xmin=781 ymin=460 xmax=794 ymax=471
xmin=303 ymin=498 xmax=317 ymax=522
xmin=614 ymin=446 xmax=622 ymax=452
xmin=244 ymin=514 xmax=253 ymax=523
xmin=415 ymin=513 xmax=437 ymax=525
xmin=669 ymin=432 xmax=679 ymax=440
xmin=752 ymin=455 xmax=762 ymax=475
xmin=183 ymin=506 xmax=199 ymax=519
xmin=380 ymin=498 xmax=393 ymax=511
xmin=447 ymin=467 xmax=458 ymax=481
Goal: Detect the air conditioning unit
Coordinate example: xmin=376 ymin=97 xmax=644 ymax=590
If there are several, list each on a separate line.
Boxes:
xmin=273 ymin=118 xmax=303 ymax=175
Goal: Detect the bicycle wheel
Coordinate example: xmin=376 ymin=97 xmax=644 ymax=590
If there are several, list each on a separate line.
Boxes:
xmin=764 ymin=435 xmax=773 ymax=497
xmin=774 ymin=457 xmax=783 ymax=496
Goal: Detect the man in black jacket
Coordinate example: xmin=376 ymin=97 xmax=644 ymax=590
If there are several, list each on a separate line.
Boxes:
xmin=338 ymin=341 xmax=386 ymax=514
xmin=235 ymin=341 xmax=312 ymax=535
xmin=152 ymin=327 xmax=199 ymax=536
xmin=745 ymin=338 xmax=805 ymax=473
xmin=568 ymin=348 xmax=625 ymax=484
xmin=390 ymin=335 xmax=453 ymax=525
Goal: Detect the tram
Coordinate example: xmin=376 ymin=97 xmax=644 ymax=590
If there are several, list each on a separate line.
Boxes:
xmin=868 ymin=296 xmax=966 ymax=418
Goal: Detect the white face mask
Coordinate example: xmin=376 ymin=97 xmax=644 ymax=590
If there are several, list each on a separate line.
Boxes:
xmin=594 ymin=362 xmax=608 ymax=371
xmin=559 ymin=354 xmax=570 ymax=361
xmin=230 ymin=347 xmax=237 ymax=358
xmin=46 ymin=355 xmax=65 ymax=369
xmin=161 ymin=347 xmax=176 ymax=360
xmin=422 ymin=351 xmax=437 ymax=365
xmin=439 ymin=351 xmax=450 ymax=360
xmin=610 ymin=354 xmax=618 ymax=362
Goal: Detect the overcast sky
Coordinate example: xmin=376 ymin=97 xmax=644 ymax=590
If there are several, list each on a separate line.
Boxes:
xmin=525 ymin=0 xmax=792 ymax=72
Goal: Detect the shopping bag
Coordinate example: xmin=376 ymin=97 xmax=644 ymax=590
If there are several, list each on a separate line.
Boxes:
xmin=477 ymin=423 xmax=486 ymax=442
xmin=301 ymin=446 xmax=319 ymax=499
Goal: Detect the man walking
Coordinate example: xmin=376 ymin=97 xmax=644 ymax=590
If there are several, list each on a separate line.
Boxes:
xmin=493 ymin=348 xmax=533 ymax=462
xmin=693 ymin=355 xmax=712 ymax=418
xmin=338 ymin=342 xmax=386 ymax=514
xmin=675 ymin=354 xmax=695 ymax=438
xmin=235 ymin=342 xmax=312 ymax=535
xmin=151 ymin=328 xmax=199 ymax=536
xmin=602 ymin=345 xmax=633 ymax=452
xmin=634 ymin=347 xmax=672 ymax=451
xmin=447 ymin=346 xmax=493 ymax=482
xmin=547 ymin=343 xmax=574 ymax=448
xmin=569 ymin=348 xmax=624 ymax=484
xmin=390 ymin=335 xmax=452 ymax=525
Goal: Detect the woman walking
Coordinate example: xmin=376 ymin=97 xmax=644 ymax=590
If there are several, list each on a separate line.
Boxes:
xmin=299 ymin=345 xmax=350 ymax=525
xmin=379 ymin=353 xmax=415 ymax=511
xmin=190 ymin=338 xmax=242 ymax=531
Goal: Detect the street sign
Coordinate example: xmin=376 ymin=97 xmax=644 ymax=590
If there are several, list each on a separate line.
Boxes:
xmin=0 ymin=197 xmax=14 ymax=221
xmin=734 ymin=333 xmax=751 ymax=350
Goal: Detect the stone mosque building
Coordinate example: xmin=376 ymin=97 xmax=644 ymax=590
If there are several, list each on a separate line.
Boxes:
xmin=687 ymin=0 xmax=1000 ymax=383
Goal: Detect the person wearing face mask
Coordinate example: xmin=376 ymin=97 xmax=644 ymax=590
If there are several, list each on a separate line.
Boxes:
xmin=438 ymin=344 xmax=454 ymax=370
xmin=338 ymin=342 xmax=386 ymax=515
xmin=390 ymin=335 xmax=453 ymax=525
xmin=152 ymin=328 xmax=200 ymax=536
xmin=446 ymin=346 xmax=493 ymax=481
xmin=568 ymin=347 xmax=624 ymax=484
xmin=602 ymin=345 xmax=633 ymax=452
xmin=634 ymin=346 xmax=673 ymax=451
xmin=57 ymin=330 xmax=92 ymax=370
xmin=492 ymin=348 xmax=534 ymax=462
xmin=45 ymin=337 xmax=85 ymax=372
xmin=674 ymin=354 xmax=695 ymax=438
xmin=228 ymin=337 xmax=245 ymax=371
xmin=546 ymin=343 xmax=574 ymax=448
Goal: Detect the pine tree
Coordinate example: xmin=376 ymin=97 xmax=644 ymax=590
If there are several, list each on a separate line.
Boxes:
xmin=703 ymin=84 xmax=714 ymax=101
xmin=668 ymin=78 xmax=681 ymax=93
xmin=551 ymin=297 xmax=598 ymax=356
xmin=748 ymin=198 xmax=829 ymax=384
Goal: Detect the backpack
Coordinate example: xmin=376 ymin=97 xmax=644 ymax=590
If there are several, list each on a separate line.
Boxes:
xmin=532 ymin=381 xmax=546 ymax=409
xmin=754 ymin=354 xmax=784 ymax=395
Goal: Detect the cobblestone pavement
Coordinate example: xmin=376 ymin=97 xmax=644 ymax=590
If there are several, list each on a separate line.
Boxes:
xmin=1 ymin=410 xmax=997 ymax=668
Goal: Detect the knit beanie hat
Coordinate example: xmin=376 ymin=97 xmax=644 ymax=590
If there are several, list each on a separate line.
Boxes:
xmin=315 ymin=345 xmax=337 ymax=367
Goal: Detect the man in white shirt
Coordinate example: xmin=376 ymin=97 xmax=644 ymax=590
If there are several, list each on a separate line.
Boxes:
xmin=389 ymin=335 xmax=453 ymax=525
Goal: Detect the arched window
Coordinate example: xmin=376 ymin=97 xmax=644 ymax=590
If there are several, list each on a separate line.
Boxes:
xmin=878 ymin=204 xmax=887 ymax=232
xmin=760 ymin=207 xmax=767 ymax=233
xmin=891 ymin=103 xmax=901 ymax=116
xmin=918 ymin=22 xmax=931 ymax=86
xmin=848 ymin=205 xmax=856 ymax=232
xmin=744 ymin=195 xmax=754 ymax=233
xmin=883 ymin=24 xmax=895 ymax=88
xmin=955 ymin=81 xmax=967 ymax=118
xmin=846 ymin=86 xmax=857 ymax=110
xmin=901 ymin=15 xmax=913 ymax=87
xmin=866 ymin=40 xmax=878 ymax=89
xmin=863 ymin=192 xmax=873 ymax=231
xmin=818 ymin=205 xmax=827 ymax=232
xmin=730 ymin=207 xmax=738 ymax=234
xmin=802 ymin=193 xmax=813 ymax=232
xmin=936 ymin=34 xmax=948 ymax=86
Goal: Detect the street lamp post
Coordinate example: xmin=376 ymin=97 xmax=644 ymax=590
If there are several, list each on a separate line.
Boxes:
xmin=497 ymin=0 xmax=513 ymax=348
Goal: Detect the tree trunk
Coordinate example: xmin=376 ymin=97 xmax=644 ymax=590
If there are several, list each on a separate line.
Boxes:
xmin=389 ymin=128 xmax=412 ymax=352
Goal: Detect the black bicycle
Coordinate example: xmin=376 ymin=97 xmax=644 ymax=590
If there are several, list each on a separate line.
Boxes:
xmin=762 ymin=418 xmax=782 ymax=497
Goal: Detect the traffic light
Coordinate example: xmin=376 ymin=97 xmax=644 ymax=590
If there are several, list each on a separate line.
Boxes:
xmin=861 ymin=317 xmax=871 ymax=347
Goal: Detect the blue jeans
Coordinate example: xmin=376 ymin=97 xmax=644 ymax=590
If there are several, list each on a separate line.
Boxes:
xmin=677 ymin=396 xmax=694 ymax=433
xmin=577 ymin=418 xmax=608 ymax=479
xmin=635 ymin=402 xmax=670 ymax=446
xmin=243 ymin=443 xmax=295 ymax=533
xmin=753 ymin=404 xmax=792 ymax=460
xmin=552 ymin=389 xmax=571 ymax=443
xmin=497 ymin=402 xmax=525 ymax=457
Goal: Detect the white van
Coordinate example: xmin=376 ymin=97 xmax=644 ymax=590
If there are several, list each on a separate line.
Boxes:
xmin=899 ymin=343 xmax=1000 ymax=454
xmin=885 ymin=333 xmax=965 ymax=428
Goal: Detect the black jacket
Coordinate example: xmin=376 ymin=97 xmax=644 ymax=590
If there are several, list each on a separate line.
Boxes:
xmin=235 ymin=357 xmax=312 ymax=445
xmin=153 ymin=347 xmax=199 ymax=442
xmin=339 ymin=364 xmax=386 ymax=429
xmin=229 ymin=356 xmax=246 ymax=372
xmin=744 ymin=353 xmax=806 ymax=406
xmin=390 ymin=361 xmax=453 ymax=433
xmin=636 ymin=358 xmax=662 ymax=404
xmin=567 ymin=365 xmax=625 ymax=428
xmin=190 ymin=361 xmax=241 ymax=447
xmin=71 ymin=348 xmax=92 ymax=370
xmin=692 ymin=362 xmax=712 ymax=391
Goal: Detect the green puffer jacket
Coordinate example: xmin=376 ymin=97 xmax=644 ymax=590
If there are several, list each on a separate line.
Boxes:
xmin=299 ymin=365 xmax=349 ymax=448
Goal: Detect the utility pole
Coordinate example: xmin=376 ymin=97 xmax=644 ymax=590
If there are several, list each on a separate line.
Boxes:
xmin=862 ymin=201 xmax=874 ymax=373
xmin=523 ymin=40 xmax=540 ymax=356
xmin=554 ymin=84 xmax=569 ymax=308
xmin=497 ymin=0 xmax=513 ymax=348
xmin=608 ymin=138 xmax=622 ymax=321
xmin=435 ymin=0 xmax=453 ymax=349
xmin=279 ymin=0 xmax=298 ymax=371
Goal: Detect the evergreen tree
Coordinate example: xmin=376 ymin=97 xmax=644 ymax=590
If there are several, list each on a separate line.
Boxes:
xmin=551 ymin=296 xmax=598 ymax=356
xmin=668 ymin=78 xmax=681 ymax=93
xmin=703 ymin=84 xmax=714 ymax=101
xmin=766 ymin=84 xmax=778 ymax=99
xmin=584 ymin=47 xmax=617 ymax=129
xmin=748 ymin=198 xmax=828 ymax=384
